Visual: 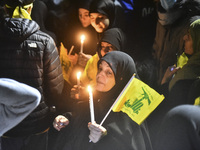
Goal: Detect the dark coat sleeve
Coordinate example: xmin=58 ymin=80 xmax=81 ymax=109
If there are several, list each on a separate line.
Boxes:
xmin=43 ymin=37 xmax=64 ymax=107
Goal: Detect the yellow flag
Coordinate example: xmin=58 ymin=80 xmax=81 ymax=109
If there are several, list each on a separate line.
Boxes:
xmin=194 ymin=97 xmax=200 ymax=106
xmin=59 ymin=43 xmax=74 ymax=85
xmin=177 ymin=52 xmax=189 ymax=68
xmin=112 ymin=75 xmax=165 ymax=125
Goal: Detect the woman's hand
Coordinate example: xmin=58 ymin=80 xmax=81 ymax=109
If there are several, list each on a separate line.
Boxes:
xmin=70 ymin=85 xmax=80 ymax=100
xmin=88 ymin=122 xmax=107 ymax=143
xmin=70 ymin=85 xmax=88 ymax=100
xmin=161 ymin=65 xmax=180 ymax=85
xmin=78 ymin=52 xmax=92 ymax=67
xmin=53 ymin=115 xmax=69 ymax=131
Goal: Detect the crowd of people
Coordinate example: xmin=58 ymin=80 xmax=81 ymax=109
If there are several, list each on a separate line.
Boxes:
xmin=0 ymin=0 xmax=200 ymax=150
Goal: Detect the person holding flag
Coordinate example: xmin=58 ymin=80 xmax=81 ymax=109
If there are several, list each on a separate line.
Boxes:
xmin=52 ymin=51 xmax=159 ymax=150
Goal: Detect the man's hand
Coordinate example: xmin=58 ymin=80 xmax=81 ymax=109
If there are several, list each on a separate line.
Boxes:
xmin=53 ymin=115 xmax=69 ymax=131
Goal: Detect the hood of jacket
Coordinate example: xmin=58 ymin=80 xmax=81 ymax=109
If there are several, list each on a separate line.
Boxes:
xmin=0 ymin=18 xmax=39 ymax=42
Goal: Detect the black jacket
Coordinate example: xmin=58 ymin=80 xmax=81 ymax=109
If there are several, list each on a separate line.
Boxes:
xmin=0 ymin=18 xmax=64 ymax=136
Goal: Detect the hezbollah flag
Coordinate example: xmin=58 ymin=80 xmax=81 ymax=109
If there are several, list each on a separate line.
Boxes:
xmin=59 ymin=43 xmax=74 ymax=85
xmin=112 ymin=75 xmax=165 ymax=125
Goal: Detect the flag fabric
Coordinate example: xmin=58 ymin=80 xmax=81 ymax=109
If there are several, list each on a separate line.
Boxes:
xmin=59 ymin=43 xmax=74 ymax=85
xmin=112 ymin=75 xmax=165 ymax=125
xmin=194 ymin=96 xmax=200 ymax=106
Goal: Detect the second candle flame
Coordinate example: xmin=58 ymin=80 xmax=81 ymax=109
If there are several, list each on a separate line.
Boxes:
xmin=80 ymin=35 xmax=85 ymax=44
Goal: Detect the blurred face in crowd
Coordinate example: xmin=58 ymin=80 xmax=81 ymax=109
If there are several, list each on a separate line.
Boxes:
xmin=96 ymin=61 xmax=115 ymax=92
xmin=100 ymin=42 xmax=115 ymax=57
xmin=79 ymin=8 xmax=91 ymax=27
xmin=90 ymin=13 xmax=109 ymax=33
xmin=183 ymin=31 xmax=194 ymax=55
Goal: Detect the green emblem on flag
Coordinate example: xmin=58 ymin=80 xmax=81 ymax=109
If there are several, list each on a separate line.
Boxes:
xmin=124 ymin=87 xmax=152 ymax=114
xmin=112 ymin=76 xmax=165 ymax=125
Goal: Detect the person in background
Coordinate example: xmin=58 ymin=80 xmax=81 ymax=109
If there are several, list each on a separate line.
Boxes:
xmin=31 ymin=0 xmax=58 ymax=45
xmin=147 ymin=17 xmax=200 ymax=149
xmin=160 ymin=17 xmax=200 ymax=117
xmin=52 ymin=51 xmax=153 ymax=150
xmin=0 ymin=0 xmax=65 ymax=149
xmin=168 ymin=18 xmax=200 ymax=91
xmin=89 ymin=0 xmax=125 ymax=40
xmin=62 ymin=0 xmax=98 ymax=56
xmin=0 ymin=78 xmax=41 ymax=136
xmin=81 ymin=27 xmax=125 ymax=86
xmin=60 ymin=0 xmax=99 ymax=87
xmin=152 ymin=0 xmax=200 ymax=86
xmin=76 ymin=0 xmax=99 ymax=67
xmin=159 ymin=17 xmax=200 ymax=97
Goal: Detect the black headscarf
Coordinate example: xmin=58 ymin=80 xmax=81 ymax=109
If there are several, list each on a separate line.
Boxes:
xmin=97 ymin=51 xmax=139 ymax=100
xmin=97 ymin=28 xmax=125 ymax=58
xmin=89 ymin=0 xmax=115 ymax=28
xmin=77 ymin=0 xmax=93 ymax=10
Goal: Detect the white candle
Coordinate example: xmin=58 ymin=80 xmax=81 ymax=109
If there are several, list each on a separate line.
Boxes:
xmin=88 ymin=86 xmax=95 ymax=123
xmin=77 ymin=71 xmax=81 ymax=87
xmin=80 ymin=35 xmax=85 ymax=53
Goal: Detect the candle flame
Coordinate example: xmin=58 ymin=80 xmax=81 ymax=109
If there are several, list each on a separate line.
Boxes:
xmin=88 ymin=85 xmax=92 ymax=93
xmin=77 ymin=71 xmax=81 ymax=79
xmin=81 ymin=35 xmax=85 ymax=43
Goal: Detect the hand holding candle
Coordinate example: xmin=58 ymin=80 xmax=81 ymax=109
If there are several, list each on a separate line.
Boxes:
xmin=88 ymin=86 xmax=95 ymax=123
xmin=80 ymin=35 xmax=85 ymax=53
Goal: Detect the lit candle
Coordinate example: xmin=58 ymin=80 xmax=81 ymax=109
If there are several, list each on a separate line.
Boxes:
xmin=77 ymin=71 xmax=81 ymax=88
xmin=88 ymin=86 xmax=95 ymax=123
xmin=80 ymin=35 xmax=85 ymax=53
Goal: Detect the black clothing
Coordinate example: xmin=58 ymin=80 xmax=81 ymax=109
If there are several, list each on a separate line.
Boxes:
xmin=77 ymin=0 xmax=93 ymax=10
xmin=99 ymin=51 xmax=139 ymax=86
xmin=90 ymin=0 xmax=116 ymax=29
xmin=97 ymin=27 xmax=126 ymax=58
xmin=154 ymin=105 xmax=200 ymax=150
xmin=89 ymin=0 xmax=125 ymax=41
xmin=54 ymin=51 xmax=152 ymax=150
xmin=32 ymin=0 xmax=58 ymax=44
xmin=0 ymin=18 xmax=64 ymax=136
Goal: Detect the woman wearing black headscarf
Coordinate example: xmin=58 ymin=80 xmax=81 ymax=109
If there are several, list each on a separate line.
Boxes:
xmin=61 ymin=0 xmax=98 ymax=56
xmin=81 ymin=27 xmax=126 ymax=86
xmin=89 ymin=0 xmax=125 ymax=40
xmin=53 ymin=51 xmax=152 ymax=150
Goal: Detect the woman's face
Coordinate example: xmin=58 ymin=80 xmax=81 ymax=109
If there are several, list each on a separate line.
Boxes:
xmin=90 ymin=13 xmax=109 ymax=33
xmin=78 ymin=8 xmax=91 ymax=27
xmin=183 ymin=31 xmax=194 ymax=55
xmin=96 ymin=60 xmax=115 ymax=92
xmin=100 ymin=42 xmax=115 ymax=57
